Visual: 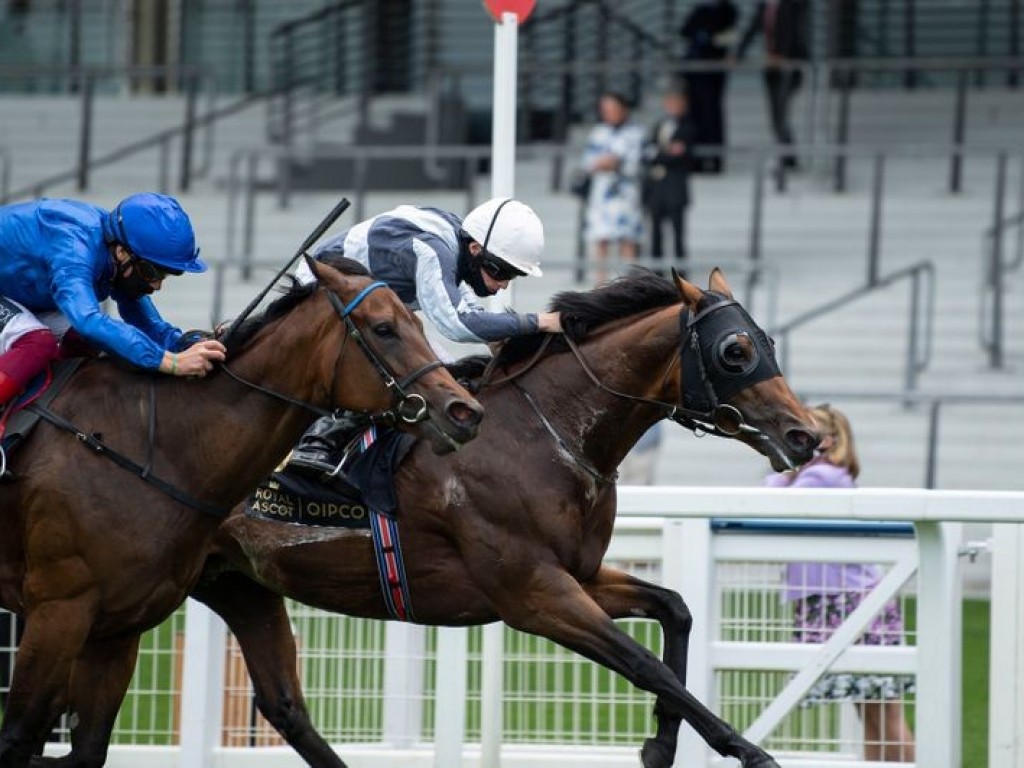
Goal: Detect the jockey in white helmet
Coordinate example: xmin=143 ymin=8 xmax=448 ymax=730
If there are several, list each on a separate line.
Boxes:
xmin=289 ymin=197 xmax=560 ymax=474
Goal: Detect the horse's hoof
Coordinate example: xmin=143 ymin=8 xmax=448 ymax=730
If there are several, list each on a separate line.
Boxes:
xmin=744 ymin=756 xmax=781 ymax=768
xmin=639 ymin=738 xmax=674 ymax=768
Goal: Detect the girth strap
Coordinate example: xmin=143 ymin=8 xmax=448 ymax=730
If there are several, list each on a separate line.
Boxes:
xmin=27 ymin=402 xmax=229 ymax=519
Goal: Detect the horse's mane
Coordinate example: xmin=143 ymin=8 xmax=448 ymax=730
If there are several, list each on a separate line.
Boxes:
xmin=494 ymin=269 xmax=681 ymax=369
xmin=225 ymin=255 xmax=370 ymax=356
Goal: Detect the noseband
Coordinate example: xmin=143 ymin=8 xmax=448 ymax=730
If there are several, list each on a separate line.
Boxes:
xmin=221 ymin=281 xmax=443 ymax=424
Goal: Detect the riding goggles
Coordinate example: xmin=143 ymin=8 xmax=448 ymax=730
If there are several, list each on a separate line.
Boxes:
xmin=480 ymin=253 xmax=527 ymax=282
xmin=130 ymin=253 xmax=183 ymax=282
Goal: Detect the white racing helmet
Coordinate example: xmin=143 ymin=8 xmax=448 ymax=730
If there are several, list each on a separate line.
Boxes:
xmin=462 ymin=197 xmax=544 ymax=277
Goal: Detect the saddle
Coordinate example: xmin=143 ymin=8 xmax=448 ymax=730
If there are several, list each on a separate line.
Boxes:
xmin=0 ymin=359 xmax=84 ymax=478
xmin=246 ymin=427 xmax=415 ymax=529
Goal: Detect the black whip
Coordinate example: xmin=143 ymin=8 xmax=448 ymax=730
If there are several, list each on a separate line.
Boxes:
xmin=221 ymin=197 xmax=351 ymax=347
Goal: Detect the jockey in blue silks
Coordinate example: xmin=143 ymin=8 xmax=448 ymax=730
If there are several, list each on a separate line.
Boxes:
xmin=0 ymin=192 xmax=226 ymax=406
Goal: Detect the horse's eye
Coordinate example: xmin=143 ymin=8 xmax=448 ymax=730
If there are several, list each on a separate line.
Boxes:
xmin=716 ymin=333 xmax=756 ymax=374
xmin=373 ymin=322 xmax=397 ymax=338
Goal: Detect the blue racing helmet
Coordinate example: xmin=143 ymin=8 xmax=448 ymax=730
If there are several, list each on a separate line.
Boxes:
xmin=109 ymin=192 xmax=206 ymax=273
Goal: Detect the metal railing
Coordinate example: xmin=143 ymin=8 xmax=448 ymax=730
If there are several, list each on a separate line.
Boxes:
xmin=980 ymin=152 xmax=1024 ymax=368
xmin=0 ymin=65 xmax=223 ymax=201
xmin=772 ymin=260 xmax=936 ymax=395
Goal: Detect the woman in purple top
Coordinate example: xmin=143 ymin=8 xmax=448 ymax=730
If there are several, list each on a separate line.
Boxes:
xmin=766 ymin=404 xmax=915 ymax=762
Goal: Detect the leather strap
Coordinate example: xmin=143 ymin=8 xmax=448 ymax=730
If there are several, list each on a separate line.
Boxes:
xmin=27 ymin=403 xmax=229 ymax=519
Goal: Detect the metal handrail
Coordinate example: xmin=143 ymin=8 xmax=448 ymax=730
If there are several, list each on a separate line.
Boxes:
xmin=979 ymin=152 xmax=1024 ymax=368
xmin=771 ymin=261 xmax=936 ymax=394
xmin=794 ymin=389 xmax=1024 ymax=489
xmin=0 ymin=64 xmax=224 ymax=200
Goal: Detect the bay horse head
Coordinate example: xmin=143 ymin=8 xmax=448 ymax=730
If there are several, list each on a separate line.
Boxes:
xmin=668 ymin=268 xmax=819 ymax=470
xmin=226 ymin=255 xmax=483 ymax=453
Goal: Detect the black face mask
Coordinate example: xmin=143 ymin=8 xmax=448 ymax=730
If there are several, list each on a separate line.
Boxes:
xmin=112 ymin=257 xmax=156 ymax=299
xmin=457 ymin=241 xmax=494 ymax=297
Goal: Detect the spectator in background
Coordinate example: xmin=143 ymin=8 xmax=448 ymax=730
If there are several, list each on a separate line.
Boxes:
xmin=679 ymin=0 xmax=738 ymax=173
xmin=643 ymin=86 xmax=697 ymax=270
xmin=736 ymin=0 xmax=810 ymax=174
xmin=766 ymin=404 xmax=916 ymax=762
xmin=581 ymin=92 xmax=645 ymax=283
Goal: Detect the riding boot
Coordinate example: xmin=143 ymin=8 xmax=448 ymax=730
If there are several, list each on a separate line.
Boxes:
xmin=287 ymin=411 xmax=370 ymax=477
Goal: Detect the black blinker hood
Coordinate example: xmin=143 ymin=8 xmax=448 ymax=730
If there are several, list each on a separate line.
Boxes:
xmin=679 ymin=294 xmax=781 ymax=415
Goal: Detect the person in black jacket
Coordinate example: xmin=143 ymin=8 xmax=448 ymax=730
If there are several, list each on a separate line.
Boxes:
xmin=736 ymin=0 xmax=810 ymax=171
xmin=643 ymin=87 xmax=698 ymax=269
xmin=679 ymin=0 xmax=738 ymax=174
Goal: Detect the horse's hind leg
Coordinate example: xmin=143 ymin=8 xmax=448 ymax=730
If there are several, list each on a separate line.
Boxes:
xmin=191 ymin=570 xmax=347 ymax=768
xmin=582 ymin=566 xmax=693 ymax=768
xmin=0 ymin=602 xmax=94 ymax=768
xmin=499 ymin=565 xmax=778 ymax=768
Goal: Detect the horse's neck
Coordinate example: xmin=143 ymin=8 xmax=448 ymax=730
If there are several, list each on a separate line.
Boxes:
xmin=525 ymin=310 xmax=678 ymax=478
xmin=163 ymin=323 xmax=325 ymax=506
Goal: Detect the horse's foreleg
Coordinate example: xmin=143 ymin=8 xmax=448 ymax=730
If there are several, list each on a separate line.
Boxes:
xmin=582 ymin=566 xmax=693 ymax=768
xmin=499 ymin=566 xmax=778 ymax=768
xmin=27 ymin=633 xmax=142 ymax=768
xmin=191 ymin=570 xmax=347 ymax=768
xmin=0 ymin=601 xmax=94 ymax=768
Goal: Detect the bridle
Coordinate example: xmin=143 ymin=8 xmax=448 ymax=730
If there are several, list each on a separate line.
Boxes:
xmin=219 ymin=280 xmax=444 ymax=425
xmin=498 ymin=294 xmax=783 ymax=485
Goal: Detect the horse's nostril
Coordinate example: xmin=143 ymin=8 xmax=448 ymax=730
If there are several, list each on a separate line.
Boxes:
xmin=786 ymin=428 xmax=819 ymax=453
xmin=447 ymin=400 xmax=482 ymax=427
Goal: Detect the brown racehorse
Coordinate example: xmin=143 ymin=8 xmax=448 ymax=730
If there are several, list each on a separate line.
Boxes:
xmin=192 ymin=269 xmax=818 ymax=768
xmin=0 ymin=257 xmax=483 ymax=768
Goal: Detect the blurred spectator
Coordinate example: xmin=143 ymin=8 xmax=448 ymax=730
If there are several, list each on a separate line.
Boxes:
xmin=765 ymin=404 xmax=916 ymax=762
xmin=643 ymin=87 xmax=697 ymax=270
xmin=736 ymin=0 xmax=809 ymax=173
xmin=679 ymin=0 xmax=738 ymax=173
xmin=581 ymin=92 xmax=645 ymax=283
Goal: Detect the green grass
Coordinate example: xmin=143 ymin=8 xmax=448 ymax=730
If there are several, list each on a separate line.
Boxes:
xmin=962 ymin=599 xmax=990 ymax=768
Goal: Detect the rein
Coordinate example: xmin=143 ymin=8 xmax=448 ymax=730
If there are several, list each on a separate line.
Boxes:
xmin=219 ymin=280 xmax=443 ymax=425
xmin=25 ymin=279 xmax=447 ymax=521
xmin=28 ymin=389 xmax=228 ymax=519
xmin=497 ymin=299 xmax=777 ymax=484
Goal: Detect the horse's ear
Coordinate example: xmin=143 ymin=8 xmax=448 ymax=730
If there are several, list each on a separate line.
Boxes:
xmin=672 ymin=268 xmax=704 ymax=310
xmin=708 ymin=267 xmax=734 ymax=299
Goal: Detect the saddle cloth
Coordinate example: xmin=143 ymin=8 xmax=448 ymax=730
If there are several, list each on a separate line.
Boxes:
xmin=245 ymin=427 xmax=415 ymax=529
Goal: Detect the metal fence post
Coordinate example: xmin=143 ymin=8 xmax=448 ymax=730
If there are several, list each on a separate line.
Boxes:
xmin=905 ymin=267 xmax=921 ymax=394
xmin=949 ymin=70 xmax=968 ymax=193
xmin=833 ymin=70 xmax=851 ymax=193
xmin=750 ymin=158 xmax=765 ymax=264
xmin=924 ymin=400 xmax=941 ymax=488
xmin=178 ymin=599 xmax=227 ymax=768
xmin=180 ymin=72 xmax=198 ymax=192
xmin=914 ymin=521 xmax=962 ymax=768
xmin=867 ymin=153 xmax=885 ymax=286
xmin=989 ymin=152 xmax=1008 ymax=368
xmin=76 ymin=71 xmax=94 ymax=191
